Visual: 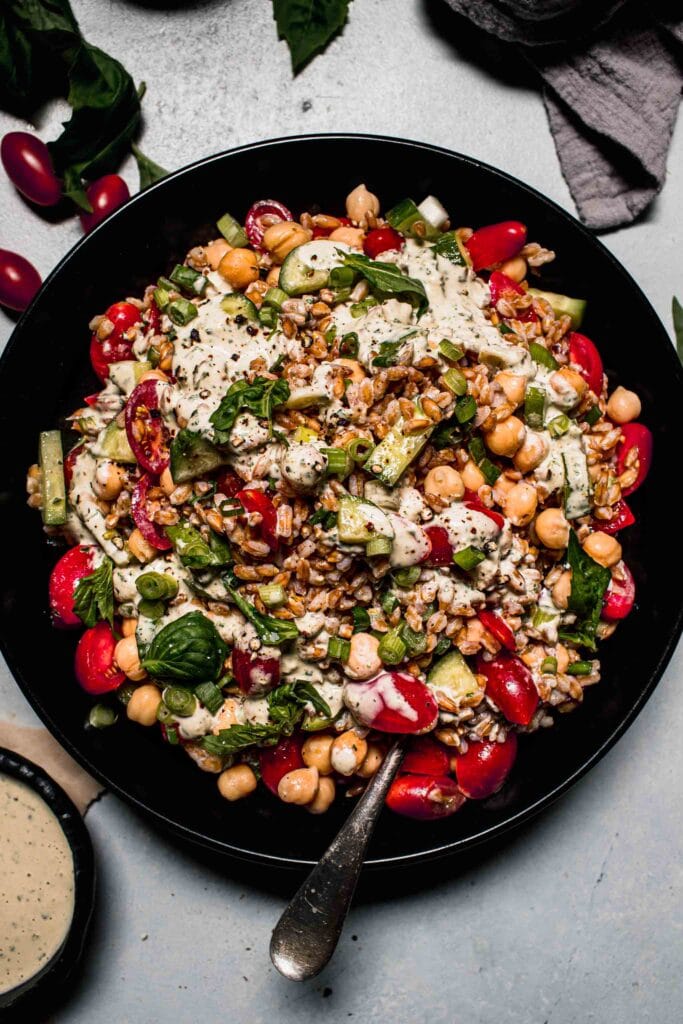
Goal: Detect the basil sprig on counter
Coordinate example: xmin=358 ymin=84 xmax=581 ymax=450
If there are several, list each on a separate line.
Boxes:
xmin=559 ymin=531 xmax=611 ymax=651
xmin=73 ymin=557 xmax=114 ymax=628
xmin=141 ymin=612 xmax=226 ymax=682
xmin=339 ymin=252 xmax=428 ymax=316
xmin=202 ymin=681 xmax=330 ymax=756
xmin=273 ymin=0 xmax=352 ymax=73
xmin=210 ymin=376 xmax=290 ymax=446
xmin=228 ymin=588 xmax=299 ymax=646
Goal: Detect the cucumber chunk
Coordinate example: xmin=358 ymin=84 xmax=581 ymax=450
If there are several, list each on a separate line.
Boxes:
xmin=337 ymin=496 xmax=394 ymax=544
xmin=527 ymin=288 xmax=586 ymax=328
xmin=170 ymin=428 xmax=226 ymax=483
xmin=427 ymin=649 xmax=483 ymax=708
xmin=39 ymin=430 xmax=67 ymax=526
xmin=279 ymin=240 xmax=351 ymax=296
xmin=91 ymin=420 xmax=136 ymax=463
xmin=367 ymin=402 xmax=434 ymax=487
xmin=108 ymin=360 xmax=152 ymax=396
xmin=220 ymin=293 xmax=258 ymax=320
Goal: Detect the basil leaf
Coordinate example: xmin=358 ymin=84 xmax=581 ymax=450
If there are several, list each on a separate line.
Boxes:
xmin=210 ymin=376 xmax=290 ymax=445
xmin=142 ymin=612 xmax=226 ymax=681
xmin=431 ymin=414 xmax=465 ymax=450
xmin=228 ymin=588 xmax=299 ymax=646
xmin=268 ymin=680 xmax=331 ymax=730
xmin=273 ymin=0 xmax=351 ymax=73
xmin=673 ymin=296 xmax=683 ymax=363
xmin=72 ymin=556 xmax=114 ymax=628
xmin=131 ymin=142 xmax=167 ymax=190
xmin=340 ymin=252 xmax=428 ymax=316
xmin=558 ymin=531 xmax=611 ymax=652
xmin=0 ymin=0 xmax=78 ymax=117
xmin=166 ymin=523 xmax=232 ymax=569
xmin=202 ymin=722 xmax=282 ymax=756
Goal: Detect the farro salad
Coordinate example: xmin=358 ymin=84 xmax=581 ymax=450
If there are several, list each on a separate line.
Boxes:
xmin=27 ymin=185 xmax=652 ymax=820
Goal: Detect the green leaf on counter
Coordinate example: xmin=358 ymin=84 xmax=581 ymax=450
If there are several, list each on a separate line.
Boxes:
xmin=72 ymin=556 xmax=114 ymax=628
xmin=131 ymin=142 xmax=167 ymax=190
xmin=141 ymin=612 xmax=226 ymax=681
xmin=559 ymin=531 xmax=610 ymax=652
xmin=340 ymin=251 xmax=428 ymax=316
xmin=273 ymin=0 xmax=351 ymax=73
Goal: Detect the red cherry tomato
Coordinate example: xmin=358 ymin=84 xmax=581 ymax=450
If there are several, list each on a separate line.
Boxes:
xmin=63 ymin=444 xmax=83 ymax=488
xmin=259 ymin=735 xmax=304 ymax=795
xmin=79 ymin=174 xmax=130 ymax=233
xmin=363 ymin=227 xmax=404 ymax=259
xmin=386 ymin=774 xmax=466 ymax=820
xmin=125 ymin=379 xmax=170 ymax=475
xmin=235 ymin=488 xmax=278 ymax=550
xmin=146 ymin=300 xmax=162 ymax=333
xmin=311 ymin=216 xmax=351 ymax=239
xmin=476 ymin=652 xmax=539 ymax=726
xmin=49 ymin=546 xmax=95 ymax=628
xmin=217 ymin=469 xmax=243 ymax=498
xmin=1 ymin=132 xmax=61 ymax=206
xmin=232 ymin=647 xmax=281 ymax=696
xmin=423 ymin=525 xmax=453 ymax=566
xmin=465 ymin=221 xmax=527 ymax=272
xmin=454 ymin=733 xmax=518 ymax=799
xmin=89 ymin=301 xmax=141 ymax=382
xmin=75 ymin=622 xmax=125 ymax=695
xmin=0 ymin=249 xmax=41 ymax=311
xmin=244 ymin=199 xmax=293 ymax=249
xmin=593 ymin=499 xmax=635 ymax=535
xmin=568 ymin=332 xmax=603 ymax=396
xmin=488 ymin=270 xmax=536 ymax=323
xmin=401 ymin=736 xmax=450 ymax=777
xmin=616 ymin=423 xmax=653 ymax=497
xmin=478 ymin=610 xmax=516 ymax=652
xmin=131 ymin=474 xmax=172 ymax=550
xmin=344 ymin=672 xmax=439 ymax=734
xmin=464 ymin=491 xmax=505 ymax=530
xmin=601 ymin=561 xmax=636 ymax=621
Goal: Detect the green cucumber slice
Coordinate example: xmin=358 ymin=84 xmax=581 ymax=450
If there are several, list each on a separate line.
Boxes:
xmin=39 ymin=430 xmax=67 ymax=526
xmin=337 ymin=496 xmax=394 ymax=544
xmin=427 ymin=649 xmax=483 ymax=707
xmin=527 ymin=288 xmax=586 ymax=328
xmin=91 ymin=420 xmax=136 ymax=463
xmin=279 ymin=240 xmax=351 ymax=296
xmin=170 ymin=429 xmax=226 ymax=483
xmin=220 ymin=293 xmax=258 ymax=320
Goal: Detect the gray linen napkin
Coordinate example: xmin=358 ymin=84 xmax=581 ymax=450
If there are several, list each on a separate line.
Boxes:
xmin=441 ymin=1 xmax=683 ymax=230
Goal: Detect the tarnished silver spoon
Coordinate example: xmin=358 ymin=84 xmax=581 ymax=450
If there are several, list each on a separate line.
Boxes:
xmin=270 ymin=739 xmax=405 ymax=981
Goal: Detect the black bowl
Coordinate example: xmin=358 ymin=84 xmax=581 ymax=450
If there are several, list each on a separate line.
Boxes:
xmin=1 ymin=134 xmax=681 ymax=868
xmin=0 ymin=748 xmax=95 ymax=1014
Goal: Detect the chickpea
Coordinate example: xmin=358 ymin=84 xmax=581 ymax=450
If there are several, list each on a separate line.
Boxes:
xmin=461 ymin=460 xmax=486 ymax=491
xmin=306 ymin=776 xmax=336 ymax=815
xmin=502 ymin=481 xmax=538 ymax=527
xmin=211 ymin=698 xmax=242 ymax=733
xmin=345 ymin=183 xmax=380 ymax=226
xmin=550 ymin=366 xmax=587 ymax=405
xmin=555 ymin=643 xmax=570 ymax=674
xmin=266 ymin=265 xmax=281 ymax=287
xmin=336 ymin=358 xmax=366 ymax=384
xmin=551 ymin=571 xmax=572 ymax=610
xmin=424 ymin=465 xmax=464 ymax=502
xmin=138 ymin=369 xmax=169 ymax=384
xmin=114 ymin=634 xmax=147 ymax=682
xmin=498 ymin=256 xmax=527 ymax=283
xmin=345 ymin=632 xmax=382 ymax=681
xmin=126 ymin=684 xmax=161 ymax=726
xmin=535 ymin=508 xmax=570 ymax=550
xmin=92 ymin=461 xmax=126 ymax=501
xmin=328 ymin=226 xmax=365 ymax=248
xmin=159 ymin=466 xmax=176 ymax=497
xmin=121 ymin=617 xmax=137 ymax=638
xmin=492 ymin=474 xmax=516 ymax=507
xmin=330 ymin=731 xmax=368 ymax=776
xmin=302 ymin=734 xmax=334 ymax=775
xmin=204 ymin=238 xmax=231 ymax=271
xmin=217 ymin=764 xmax=257 ymax=802
xmin=484 ymin=415 xmax=526 ymax=457
xmin=495 ymin=371 xmax=526 ymax=407
xmin=127 ymin=528 xmax=156 ymax=563
xmin=513 ymin=431 xmax=549 ymax=474
xmin=607 ymin=386 xmax=641 ymax=424
xmin=583 ymin=531 xmax=622 ymax=568
xmin=262 ymin=221 xmax=311 ymax=263
xmin=356 ymin=743 xmax=384 ymax=779
xmin=278 ymin=767 xmax=320 ymax=805
xmin=185 ymin=742 xmax=223 ymax=774
xmin=217 ymin=248 xmax=259 ymax=291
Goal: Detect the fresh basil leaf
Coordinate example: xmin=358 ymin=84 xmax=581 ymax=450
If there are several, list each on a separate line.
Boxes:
xmin=0 ymin=0 xmax=78 ymax=117
xmin=210 ymin=376 xmax=290 ymax=445
xmin=268 ymin=680 xmax=331 ymax=727
xmin=673 ymin=296 xmax=683 ymax=362
xmin=228 ymin=588 xmax=299 ymax=646
xmin=141 ymin=612 xmax=226 ymax=681
xmin=131 ymin=142 xmax=167 ymax=190
xmin=372 ymin=339 xmax=402 ymax=368
xmin=558 ymin=531 xmax=611 ymax=652
xmin=72 ymin=556 xmax=114 ymax=628
xmin=273 ymin=0 xmax=351 ymax=73
xmin=166 ymin=523 xmax=232 ymax=569
xmin=339 ymin=252 xmax=428 ymax=316
xmin=202 ymin=722 xmax=282 ymax=756
xmin=431 ymin=414 xmax=465 ymax=450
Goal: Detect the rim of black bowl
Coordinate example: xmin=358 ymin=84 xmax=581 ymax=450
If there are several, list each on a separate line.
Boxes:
xmin=0 ymin=747 xmax=95 ymax=1010
xmin=2 ymin=133 xmax=683 ymax=869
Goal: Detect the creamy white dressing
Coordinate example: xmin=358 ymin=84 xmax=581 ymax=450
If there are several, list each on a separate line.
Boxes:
xmin=175 ymin=704 xmax=214 ymax=740
xmin=69 ymin=450 xmax=130 ymax=565
xmin=387 ymin=514 xmax=431 ymax=567
xmin=533 ymin=424 xmax=591 ymax=519
xmin=281 ymin=443 xmax=328 ymax=492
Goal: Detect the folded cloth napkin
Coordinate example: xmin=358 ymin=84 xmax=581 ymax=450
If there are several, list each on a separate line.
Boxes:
xmin=441 ymin=0 xmax=683 ymax=229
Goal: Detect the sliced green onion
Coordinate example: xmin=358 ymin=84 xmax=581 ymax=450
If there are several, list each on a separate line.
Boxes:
xmin=479 ymin=458 xmax=501 ymax=485
xmin=548 ymin=414 xmax=570 ymax=438
xmin=169 ymin=263 xmax=208 ymax=297
xmin=258 ymin=306 xmax=278 ymax=329
xmin=393 ymin=566 xmax=420 ymax=588
xmin=453 ymin=546 xmax=485 ymax=571
xmin=164 ymin=724 xmax=180 ymax=745
xmin=293 ymin=425 xmax=318 ymax=443
xmin=350 ymin=297 xmax=377 ymax=318
xmin=220 ymin=498 xmax=244 ymax=517
xmin=339 ymin=332 xmax=359 ymax=358
xmin=584 ymin=405 xmax=602 ymax=427
xmin=167 ymin=298 xmax=198 ymax=326
xmin=540 ymin=656 xmax=558 ymax=674
xmin=443 ymin=367 xmax=468 ymax=396
xmin=366 ymin=536 xmax=392 ymax=557
xmin=327 ymin=636 xmax=351 ymax=661
xmin=263 ymin=287 xmax=288 ymax=310
xmin=117 ymin=683 xmax=136 ymax=707
xmin=380 ymin=589 xmax=398 ymax=615
xmin=138 ymin=599 xmax=165 ymax=620
xmin=163 ymin=686 xmax=197 ymax=717
xmin=499 ymin=323 xmax=514 ymax=335
xmin=531 ymin=607 xmax=556 ymax=628
xmin=529 ymin=342 xmax=558 ymax=370
xmin=258 ymin=583 xmax=286 ymax=609
xmin=323 ymin=447 xmax=352 ymax=478
xmin=567 ymin=660 xmax=593 ymax=676
xmin=439 ymin=340 xmax=464 ymax=363
xmin=88 ymin=704 xmax=118 ymax=729
xmin=194 ymin=681 xmax=224 ymax=715
xmin=524 ymin=386 xmax=546 ymax=429
xmin=468 ymin=436 xmax=486 ymax=464
xmin=329 ymin=266 xmax=356 ymax=289
xmin=347 ymin=437 xmax=374 ymax=463
xmin=156 ymin=702 xmax=175 ymax=724
xmin=455 ymin=394 xmax=477 ymax=424
xmin=153 ymin=286 xmax=171 ymax=311
xmin=352 ymin=607 xmax=371 ymax=632
xmin=157 ymin=275 xmax=175 ymax=291
xmin=324 ymin=326 xmax=337 ymax=344
xmin=136 ymin=572 xmax=178 ymax=601
xmin=217 ymin=211 xmax=248 ymax=248
xmin=434 ymin=635 xmax=452 ymax=657
xmin=378 ymin=627 xmax=408 ymax=665
xmin=401 ymin=624 xmax=427 ymax=657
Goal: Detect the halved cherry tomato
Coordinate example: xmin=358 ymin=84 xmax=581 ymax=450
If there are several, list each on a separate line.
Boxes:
xmin=245 ymin=200 xmax=293 ymax=248
xmin=89 ymin=301 xmax=141 ymax=382
xmin=260 ymin=735 xmax=304 ymax=795
xmin=1 ymin=132 xmax=61 ymax=206
xmin=465 ymin=221 xmax=527 ymax=272
xmin=344 ymin=672 xmax=438 ymax=734
xmin=488 ymin=270 xmax=536 ymax=323
xmin=363 ymin=227 xmax=404 ymax=259
xmin=568 ymin=332 xmax=603 ymax=396
xmin=63 ymin=444 xmax=83 ymax=488
xmin=476 ymin=652 xmax=538 ymax=726
xmin=131 ymin=474 xmax=172 ymax=551
xmin=601 ymin=561 xmax=636 ymax=621
xmin=454 ymin=734 xmax=518 ymax=799
xmin=235 ymin=488 xmax=278 ymax=550
xmin=464 ymin=491 xmax=505 ymax=530
xmin=616 ymin=423 xmax=653 ymax=497
xmin=75 ymin=622 xmax=125 ymax=695
xmin=146 ymin=299 xmax=162 ymax=334
xmin=79 ymin=174 xmax=130 ymax=233
xmin=312 ymin=216 xmax=351 ymax=239
xmin=83 ymin=393 xmax=100 ymax=407
xmin=478 ymin=610 xmax=516 ymax=651
xmin=125 ymin=378 xmax=170 ymax=475
xmin=49 ymin=546 xmax=95 ymax=628
xmin=401 ymin=736 xmax=450 ymax=777
xmin=423 ymin=525 xmax=452 ymax=566
xmin=232 ymin=647 xmax=281 ymax=696
xmin=386 ymin=774 xmax=466 ymax=820
xmin=217 ymin=469 xmax=243 ymax=498
xmin=593 ymin=499 xmax=635 ymax=535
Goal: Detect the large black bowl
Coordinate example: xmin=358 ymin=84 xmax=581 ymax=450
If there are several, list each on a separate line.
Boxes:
xmin=1 ymin=135 xmax=681 ymax=868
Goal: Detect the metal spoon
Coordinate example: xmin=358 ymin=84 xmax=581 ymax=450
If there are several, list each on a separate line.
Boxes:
xmin=270 ymin=739 xmax=405 ymax=981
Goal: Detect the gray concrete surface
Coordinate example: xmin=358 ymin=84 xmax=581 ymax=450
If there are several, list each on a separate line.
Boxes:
xmin=1 ymin=1 xmax=682 ymax=1021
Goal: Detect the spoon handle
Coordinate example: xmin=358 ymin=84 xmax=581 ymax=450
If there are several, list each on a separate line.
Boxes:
xmin=270 ymin=739 xmax=405 ymax=981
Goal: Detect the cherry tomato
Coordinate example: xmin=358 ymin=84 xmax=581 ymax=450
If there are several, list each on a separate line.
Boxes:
xmin=344 ymin=672 xmax=439 ymax=734
xmin=568 ymin=332 xmax=603 ymax=396
xmin=232 ymin=647 xmax=281 ymax=696
xmin=423 ymin=525 xmax=453 ymax=566
xmin=601 ymin=561 xmax=636 ymax=621
xmin=0 ymin=248 xmax=41 ymax=311
xmin=465 ymin=221 xmax=527 ymax=272
xmin=75 ymin=622 xmax=125 ymax=695
xmin=464 ymin=491 xmax=505 ymax=530
xmin=386 ymin=774 xmax=466 ymax=820
xmin=217 ymin=469 xmax=243 ymax=498
xmin=476 ymin=652 xmax=539 ymax=726
xmin=235 ymin=488 xmax=278 ymax=550
xmin=259 ymin=735 xmax=304 ymax=795
xmin=49 ymin=546 xmax=95 ymax=628
xmin=401 ymin=736 xmax=450 ymax=777
xmin=79 ymin=174 xmax=130 ymax=233
xmin=63 ymin=444 xmax=83 ymax=488
xmin=1 ymin=132 xmax=61 ymax=206
xmin=131 ymin=474 xmax=172 ymax=551
xmin=454 ymin=733 xmax=518 ymax=799
xmin=125 ymin=379 xmax=170 ymax=475
xmin=593 ymin=499 xmax=635 ymax=535
xmin=616 ymin=423 xmax=653 ymax=497
xmin=478 ymin=610 xmax=516 ymax=652
xmin=146 ymin=299 xmax=162 ymax=334
xmin=311 ymin=216 xmax=351 ymax=239
xmin=244 ymin=199 xmax=293 ymax=249
xmin=89 ymin=301 xmax=141 ymax=382
xmin=363 ymin=227 xmax=404 ymax=259
xmin=488 ymin=270 xmax=536 ymax=323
